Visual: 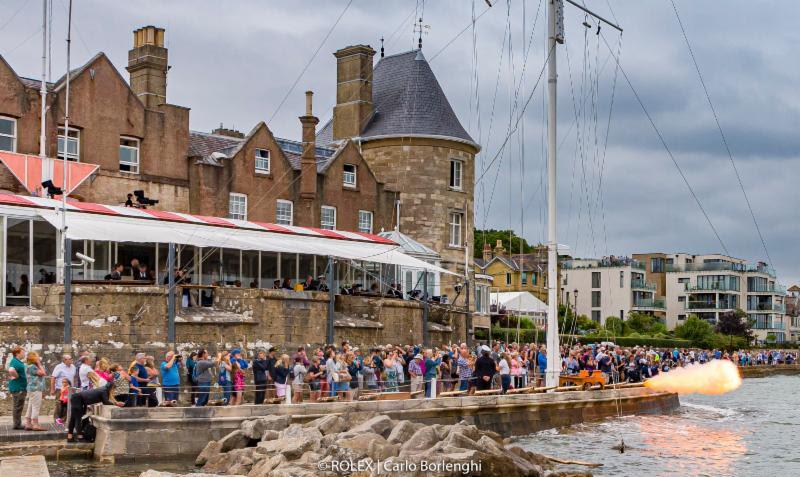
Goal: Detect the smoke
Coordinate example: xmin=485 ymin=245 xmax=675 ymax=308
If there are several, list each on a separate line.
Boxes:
xmin=644 ymin=360 xmax=742 ymax=395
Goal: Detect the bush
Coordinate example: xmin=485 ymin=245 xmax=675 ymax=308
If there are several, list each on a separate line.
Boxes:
xmin=583 ymin=335 xmax=692 ymax=348
xmin=490 ymin=326 xmax=544 ymax=343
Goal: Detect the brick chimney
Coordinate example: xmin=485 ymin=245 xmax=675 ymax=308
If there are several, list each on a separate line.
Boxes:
xmin=482 ymin=242 xmax=492 ymax=262
xmin=211 ymin=124 xmax=245 ymax=139
xmin=127 ymin=26 xmax=168 ymax=109
xmin=493 ymin=239 xmax=506 ymax=258
xmin=300 ymin=91 xmax=319 ymax=200
xmin=332 ymin=45 xmax=375 ymax=141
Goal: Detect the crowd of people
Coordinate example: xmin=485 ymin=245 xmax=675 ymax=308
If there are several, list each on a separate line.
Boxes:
xmin=3 ymin=341 xmax=797 ymax=442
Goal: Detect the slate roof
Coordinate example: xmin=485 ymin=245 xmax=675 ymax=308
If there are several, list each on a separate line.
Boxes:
xmin=188 ymin=130 xmax=338 ymax=173
xmin=378 ymin=230 xmax=440 ymax=260
xmin=317 ymin=49 xmax=477 ymax=148
xmin=478 ymin=255 xmax=542 ymax=273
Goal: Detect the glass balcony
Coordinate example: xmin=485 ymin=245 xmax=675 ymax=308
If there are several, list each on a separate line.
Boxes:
xmin=631 ymin=278 xmax=657 ymax=291
xmin=685 ymin=283 xmax=739 ymax=293
xmin=666 ymin=262 xmax=776 ymax=277
xmin=747 ymin=284 xmax=787 ymax=294
xmin=563 ymin=258 xmax=645 ymax=270
xmin=686 ymin=301 xmax=735 ymax=310
xmin=633 ymin=297 xmax=666 ymax=310
xmin=747 ymin=303 xmax=786 ymax=313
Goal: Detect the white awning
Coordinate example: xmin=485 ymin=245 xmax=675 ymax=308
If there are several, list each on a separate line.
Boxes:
xmin=37 ymin=210 xmax=455 ymax=275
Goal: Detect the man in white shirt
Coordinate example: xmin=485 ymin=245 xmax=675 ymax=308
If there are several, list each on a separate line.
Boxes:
xmin=50 ymin=354 xmax=76 ymax=395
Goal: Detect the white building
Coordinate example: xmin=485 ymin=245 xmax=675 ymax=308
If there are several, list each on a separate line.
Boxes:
xmin=659 ymin=253 xmax=788 ymax=343
xmin=378 ymin=230 xmax=441 ymax=298
xmin=560 ymin=257 xmax=663 ymax=326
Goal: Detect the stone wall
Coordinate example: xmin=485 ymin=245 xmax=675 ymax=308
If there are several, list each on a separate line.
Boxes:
xmin=91 ymin=387 xmax=680 ymax=461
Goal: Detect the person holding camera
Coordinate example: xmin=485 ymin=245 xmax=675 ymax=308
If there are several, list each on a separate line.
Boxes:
xmin=160 ymin=351 xmax=182 ymax=404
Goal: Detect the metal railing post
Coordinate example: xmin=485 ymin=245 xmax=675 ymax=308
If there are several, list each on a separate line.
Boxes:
xmin=327 ymin=256 xmax=335 ymax=344
xmin=167 ymin=242 xmax=176 ymax=345
xmin=64 ymin=238 xmax=72 ymax=347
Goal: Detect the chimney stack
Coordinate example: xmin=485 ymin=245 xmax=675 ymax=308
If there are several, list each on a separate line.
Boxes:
xmin=300 ymin=91 xmax=319 ymax=200
xmin=494 ymin=239 xmax=506 ymax=257
xmin=127 ymin=26 xmax=168 ymax=109
xmin=332 ymin=45 xmax=375 ymax=141
xmin=482 ymin=242 xmax=492 ymax=262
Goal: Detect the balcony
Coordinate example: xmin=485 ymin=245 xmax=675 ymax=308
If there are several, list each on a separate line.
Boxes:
xmin=747 ymin=303 xmax=786 ymax=313
xmin=632 ymin=297 xmax=666 ymax=310
xmin=563 ymin=258 xmax=645 ymax=270
xmin=685 ymin=283 xmax=739 ymax=293
xmin=631 ymin=278 xmax=657 ymax=291
xmin=666 ymin=262 xmax=775 ymax=277
xmin=753 ymin=321 xmax=785 ymax=330
xmin=747 ymin=284 xmax=787 ymax=294
xmin=686 ymin=301 xmax=735 ymax=311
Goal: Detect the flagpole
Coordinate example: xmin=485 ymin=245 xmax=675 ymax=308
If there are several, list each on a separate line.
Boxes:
xmin=59 ymin=0 xmax=73 ymax=284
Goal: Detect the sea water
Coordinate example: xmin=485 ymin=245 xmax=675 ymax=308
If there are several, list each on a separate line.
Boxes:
xmin=517 ymin=375 xmax=799 ymax=477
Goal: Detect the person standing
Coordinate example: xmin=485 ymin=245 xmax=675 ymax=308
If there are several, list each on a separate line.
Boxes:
xmin=186 ymin=352 xmax=198 ymax=405
xmin=24 ymin=352 xmax=47 ymax=430
xmin=498 ymin=352 xmax=512 ymax=394
xmin=252 ymin=350 xmax=270 ymax=405
xmin=6 ymin=346 xmax=27 ymax=430
xmin=78 ymin=355 xmax=95 ymax=391
xmin=423 ymin=350 xmax=441 ymax=398
xmin=51 ymin=355 xmax=75 ymax=397
xmin=193 ymin=349 xmax=217 ymax=407
xmin=474 ymin=346 xmax=496 ymax=391
xmin=160 ymin=351 xmax=181 ymax=404
xmin=408 ymin=354 xmax=423 ymax=394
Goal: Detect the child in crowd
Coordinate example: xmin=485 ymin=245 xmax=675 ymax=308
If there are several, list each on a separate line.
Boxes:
xmin=54 ymin=378 xmax=70 ymax=425
xmin=231 ymin=361 xmax=245 ymax=405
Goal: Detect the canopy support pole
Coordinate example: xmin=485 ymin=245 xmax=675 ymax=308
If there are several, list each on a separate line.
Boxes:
xmin=423 ymin=272 xmax=430 ymax=347
xmin=326 ymin=256 xmax=335 ymax=344
xmin=63 ymin=238 xmax=72 ymax=351
xmin=167 ymin=242 xmax=176 ymax=345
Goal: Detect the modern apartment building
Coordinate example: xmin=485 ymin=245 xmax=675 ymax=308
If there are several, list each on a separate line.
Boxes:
xmin=634 ymin=253 xmax=789 ymax=344
xmin=560 ymin=257 xmax=664 ymax=326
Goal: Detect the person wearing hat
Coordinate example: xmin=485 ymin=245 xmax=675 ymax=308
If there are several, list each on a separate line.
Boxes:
xmin=474 ymin=346 xmax=496 ymax=391
xmin=408 ymin=353 xmax=424 ymax=394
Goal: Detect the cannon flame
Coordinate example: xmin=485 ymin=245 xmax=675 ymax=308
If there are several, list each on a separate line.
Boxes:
xmin=644 ymin=360 xmax=742 ymax=395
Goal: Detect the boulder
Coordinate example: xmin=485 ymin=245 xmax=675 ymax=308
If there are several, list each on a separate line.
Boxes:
xmin=195 ymin=440 xmax=222 ymax=466
xmin=261 ymin=429 xmax=280 ymax=441
xmin=202 ymin=448 xmax=255 ymax=474
xmin=247 ymin=454 xmax=285 ymax=477
xmin=282 ymin=423 xmax=323 ymax=440
xmin=304 ymin=414 xmax=347 ymax=435
xmin=140 ymin=472 xmax=244 ymax=477
xmin=337 ymin=432 xmax=386 ymax=457
xmin=257 ymin=436 xmax=320 ymax=460
xmin=219 ymin=430 xmax=250 ymax=452
xmin=368 ymin=440 xmax=400 ymax=461
xmin=341 ymin=411 xmax=379 ymax=430
xmin=241 ymin=415 xmax=291 ymax=439
xmin=386 ymin=420 xmax=422 ymax=444
xmin=348 ymin=415 xmax=394 ymax=437
xmin=269 ymin=464 xmax=321 ymax=477
xmin=399 ymin=426 xmax=440 ymax=456
xmin=507 ymin=446 xmax=556 ymax=470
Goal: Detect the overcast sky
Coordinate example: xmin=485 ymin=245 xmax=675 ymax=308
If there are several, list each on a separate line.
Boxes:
xmin=2 ymin=0 xmax=797 ymax=284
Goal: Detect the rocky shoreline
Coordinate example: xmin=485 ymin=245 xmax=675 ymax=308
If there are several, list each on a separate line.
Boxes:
xmin=139 ymin=412 xmax=592 ymax=477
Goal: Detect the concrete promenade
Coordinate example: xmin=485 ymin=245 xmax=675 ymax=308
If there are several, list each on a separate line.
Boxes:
xmin=0 ymin=455 xmax=49 ymax=477
xmin=91 ymin=387 xmax=679 ymax=462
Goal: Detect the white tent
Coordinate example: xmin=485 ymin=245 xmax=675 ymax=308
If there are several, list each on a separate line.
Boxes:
xmin=491 ymin=291 xmax=547 ymax=317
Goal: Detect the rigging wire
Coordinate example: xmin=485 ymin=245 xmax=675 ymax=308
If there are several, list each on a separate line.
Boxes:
xmin=669 ymin=0 xmax=773 ymax=270
xmin=267 ymin=0 xmax=353 ymax=124
xmin=597 ymin=31 xmax=730 ymax=256
xmin=0 ymin=0 xmax=32 ymax=33
xmin=429 ymin=4 xmax=494 ymax=62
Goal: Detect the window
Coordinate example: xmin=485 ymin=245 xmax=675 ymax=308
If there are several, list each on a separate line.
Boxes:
xmin=449 ymin=159 xmax=463 ymax=190
xmin=620 ymin=310 xmax=624 ymax=320
xmin=678 ymin=277 xmax=689 ymax=284
xmin=321 ymin=206 xmax=336 ymax=230
xmin=228 ymin=193 xmax=247 ymax=220
xmin=651 ymin=257 xmax=664 ymax=273
xmin=119 ymin=137 xmax=140 ymax=174
xmin=678 ymin=296 xmax=686 ymax=303
xmin=0 ymin=116 xmax=17 ymax=152
xmin=521 ymin=272 xmax=527 ymax=285
xmin=255 ymin=149 xmax=270 ymax=174
xmin=343 ymin=164 xmax=357 ymax=187
xmin=591 ymin=271 xmax=601 ymax=288
xmin=448 ymin=212 xmax=463 ymax=247
xmin=591 ymin=310 xmax=601 ymax=323
xmin=591 ymin=290 xmax=601 ymax=308
xmin=619 ymin=271 xmax=624 ymax=288
xmin=358 ymin=210 xmax=373 ymax=234
xmin=276 ymin=200 xmax=293 ymax=225
xmin=678 ymin=314 xmax=686 ymax=321
xmin=57 ymin=127 xmax=80 ymax=162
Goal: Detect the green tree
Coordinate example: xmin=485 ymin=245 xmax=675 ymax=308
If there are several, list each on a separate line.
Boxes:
xmin=674 ymin=315 xmax=716 ymax=348
xmin=474 ymin=229 xmax=536 ymax=259
xmin=715 ymin=309 xmax=753 ymax=348
xmin=604 ymin=316 xmax=625 ymax=336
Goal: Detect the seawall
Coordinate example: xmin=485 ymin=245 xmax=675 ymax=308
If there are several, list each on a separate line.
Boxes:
xmin=91 ymin=387 xmax=679 ymax=462
xmin=739 ymin=364 xmax=800 ymax=378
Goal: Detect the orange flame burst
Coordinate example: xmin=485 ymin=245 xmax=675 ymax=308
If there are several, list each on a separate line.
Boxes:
xmin=644 ymin=360 xmax=742 ymax=395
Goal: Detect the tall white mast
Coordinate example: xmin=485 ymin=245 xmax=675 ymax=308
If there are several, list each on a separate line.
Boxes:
xmin=59 ymin=0 xmax=73 ymax=284
xmin=544 ymin=0 xmax=563 ymax=388
xmin=39 ymin=0 xmax=48 ymax=159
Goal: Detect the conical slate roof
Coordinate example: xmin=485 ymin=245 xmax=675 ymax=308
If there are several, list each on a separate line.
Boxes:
xmin=362 ymin=50 xmax=476 ymax=146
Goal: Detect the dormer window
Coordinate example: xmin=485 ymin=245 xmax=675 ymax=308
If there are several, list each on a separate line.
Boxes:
xmin=255 ymin=148 xmax=270 ymax=174
xmin=343 ymin=164 xmax=357 ymax=187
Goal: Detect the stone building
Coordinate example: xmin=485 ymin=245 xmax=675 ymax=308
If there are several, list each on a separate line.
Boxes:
xmin=0 ymin=26 xmax=395 ymax=235
xmin=317 ymin=47 xmax=480 ymax=304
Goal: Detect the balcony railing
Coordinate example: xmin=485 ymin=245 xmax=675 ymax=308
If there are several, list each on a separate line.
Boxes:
xmin=686 ymin=301 xmax=736 ymax=310
xmin=633 ymin=298 xmax=666 ymax=310
xmin=747 ymin=303 xmax=786 ymax=313
xmin=685 ymin=284 xmax=739 ymax=293
xmin=563 ymin=258 xmax=645 ymax=270
xmin=666 ymin=262 xmax=775 ymax=277
xmin=747 ymin=284 xmax=787 ymax=294
xmin=631 ymin=278 xmax=657 ymax=291
xmin=753 ymin=321 xmax=785 ymax=330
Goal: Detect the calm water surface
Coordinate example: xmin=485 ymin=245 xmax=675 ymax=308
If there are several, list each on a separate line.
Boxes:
xmin=517 ymin=375 xmax=799 ymax=477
